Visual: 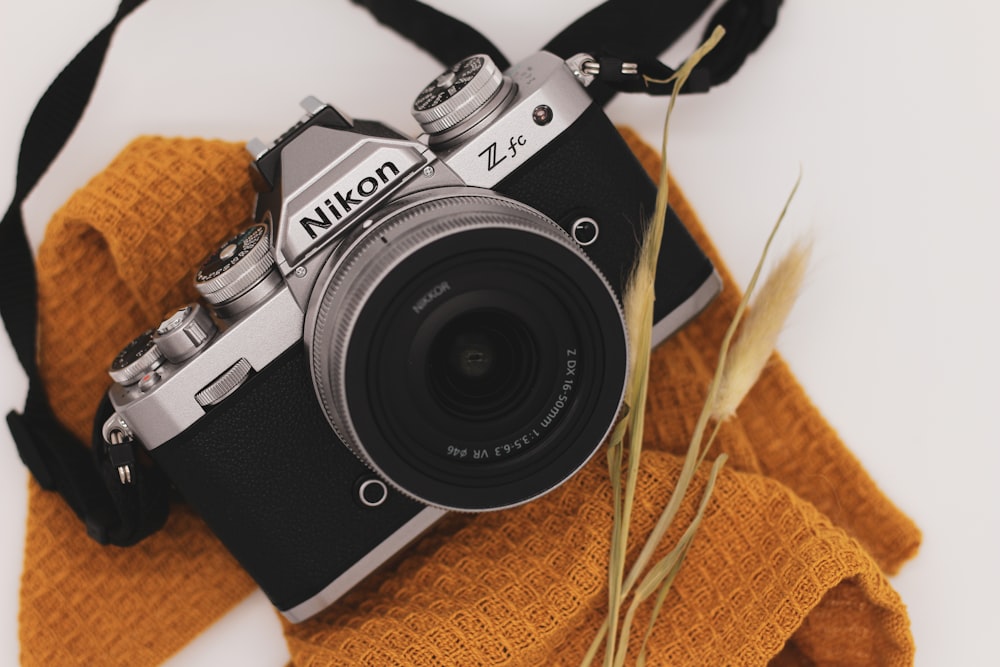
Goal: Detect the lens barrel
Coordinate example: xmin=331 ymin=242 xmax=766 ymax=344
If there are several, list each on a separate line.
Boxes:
xmin=306 ymin=192 xmax=627 ymax=510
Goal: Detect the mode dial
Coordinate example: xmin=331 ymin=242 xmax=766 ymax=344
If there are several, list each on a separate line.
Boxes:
xmin=412 ymin=54 xmax=510 ymax=136
xmin=196 ymin=223 xmax=280 ymax=317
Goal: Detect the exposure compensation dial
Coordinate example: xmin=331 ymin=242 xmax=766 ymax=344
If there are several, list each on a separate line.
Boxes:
xmin=411 ymin=54 xmax=513 ymax=141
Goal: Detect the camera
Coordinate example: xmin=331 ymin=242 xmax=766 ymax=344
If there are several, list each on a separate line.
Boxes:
xmin=102 ymin=52 xmax=719 ymax=622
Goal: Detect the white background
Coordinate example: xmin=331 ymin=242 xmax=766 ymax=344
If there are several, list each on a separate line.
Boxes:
xmin=1 ymin=1 xmax=998 ymax=665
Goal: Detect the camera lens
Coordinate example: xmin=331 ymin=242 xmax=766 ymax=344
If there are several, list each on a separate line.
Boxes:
xmin=307 ymin=192 xmax=627 ymax=511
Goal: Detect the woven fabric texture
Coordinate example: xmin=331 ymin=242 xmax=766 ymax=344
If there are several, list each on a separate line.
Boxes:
xmin=18 ymin=130 xmax=920 ymax=666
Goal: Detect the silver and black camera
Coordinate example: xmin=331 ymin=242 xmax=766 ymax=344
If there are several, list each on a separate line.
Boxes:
xmin=103 ymin=52 xmax=719 ymax=622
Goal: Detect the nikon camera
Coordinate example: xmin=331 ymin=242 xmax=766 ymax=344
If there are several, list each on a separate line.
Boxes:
xmin=102 ymin=52 xmax=720 ymax=622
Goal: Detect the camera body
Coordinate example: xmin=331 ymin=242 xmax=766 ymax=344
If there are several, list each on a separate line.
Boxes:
xmin=104 ymin=52 xmax=719 ymax=622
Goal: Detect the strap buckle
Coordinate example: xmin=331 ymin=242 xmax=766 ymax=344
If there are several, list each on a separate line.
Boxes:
xmin=101 ymin=413 xmax=136 ymax=485
xmin=565 ymin=52 xmax=711 ymax=96
xmin=565 ymin=52 xmax=639 ymax=87
xmin=7 ymin=410 xmax=57 ymax=490
xmin=7 ymin=406 xmax=116 ymax=543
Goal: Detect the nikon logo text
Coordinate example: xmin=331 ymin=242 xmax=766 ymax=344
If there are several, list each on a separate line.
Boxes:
xmin=299 ymin=161 xmax=400 ymax=239
xmin=280 ymin=142 xmax=425 ymax=267
xmin=412 ymin=281 xmax=451 ymax=314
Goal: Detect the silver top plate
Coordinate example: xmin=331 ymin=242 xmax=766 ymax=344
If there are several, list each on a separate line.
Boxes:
xmin=273 ymin=128 xmax=431 ymax=273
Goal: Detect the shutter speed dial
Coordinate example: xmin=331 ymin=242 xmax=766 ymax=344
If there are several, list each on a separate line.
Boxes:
xmin=195 ymin=223 xmax=281 ymax=317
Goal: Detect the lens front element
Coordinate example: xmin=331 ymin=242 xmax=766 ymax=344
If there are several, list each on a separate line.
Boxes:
xmin=428 ymin=309 xmax=538 ymax=420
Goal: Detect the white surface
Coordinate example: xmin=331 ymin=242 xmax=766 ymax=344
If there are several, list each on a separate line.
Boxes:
xmin=1 ymin=1 xmax=997 ymax=665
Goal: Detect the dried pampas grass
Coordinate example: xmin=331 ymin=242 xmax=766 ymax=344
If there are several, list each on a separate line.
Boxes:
xmin=713 ymin=235 xmax=812 ymax=421
xmin=583 ymin=26 xmax=812 ymax=667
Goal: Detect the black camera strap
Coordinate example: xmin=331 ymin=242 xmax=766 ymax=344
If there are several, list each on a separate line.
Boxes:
xmin=2 ymin=0 xmax=781 ymax=546
xmin=0 ymin=0 xmax=171 ymax=547
xmin=353 ymin=0 xmax=512 ymax=71
xmin=544 ymin=0 xmax=782 ymax=103
xmin=355 ymin=0 xmax=783 ymax=105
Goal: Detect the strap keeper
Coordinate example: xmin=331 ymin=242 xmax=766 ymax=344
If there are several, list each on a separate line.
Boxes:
xmin=8 ymin=405 xmax=121 ymax=545
xmin=106 ymin=431 xmax=136 ymax=485
xmin=7 ymin=410 xmax=57 ymax=490
xmin=590 ymin=54 xmax=712 ymax=96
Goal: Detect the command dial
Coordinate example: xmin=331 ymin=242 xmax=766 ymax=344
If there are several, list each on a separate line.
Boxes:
xmin=196 ymin=223 xmax=279 ymax=317
xmin=412 ymin=54 xmax=505 ymax=135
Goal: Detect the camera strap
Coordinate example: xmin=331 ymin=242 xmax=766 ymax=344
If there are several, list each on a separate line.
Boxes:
xmin=544 ymin=0 xmax=782 ymax=104
xmin=2 ymin=0 xmax=782 ymax=546
xmin=0 ymin=0 xmax=169 ymax=546
xmin=355 ymin=0 xmax=783 ymax=105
